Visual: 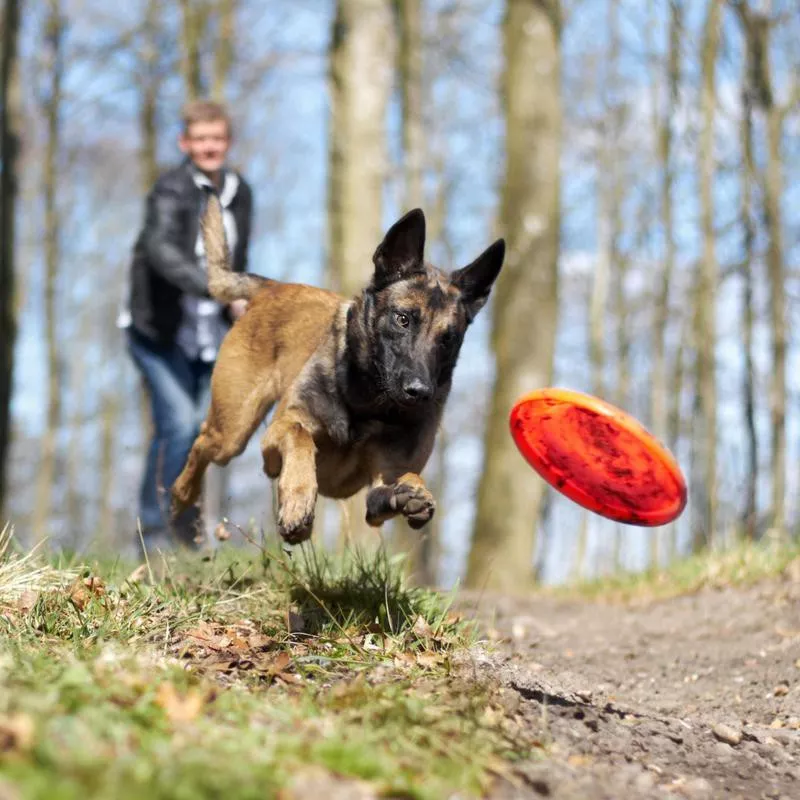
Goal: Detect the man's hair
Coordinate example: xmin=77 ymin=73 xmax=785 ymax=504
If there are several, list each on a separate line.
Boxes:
xmin=181 ymin=100 xmax=233 ymax=136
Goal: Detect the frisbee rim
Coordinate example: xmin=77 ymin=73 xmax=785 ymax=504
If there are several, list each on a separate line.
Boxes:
xmin=509 ymin=387 xmax=687 ymax=527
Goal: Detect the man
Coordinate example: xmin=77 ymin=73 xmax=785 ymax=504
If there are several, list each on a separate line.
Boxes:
xmin=122 ymin=100 xmax=253 ymax=551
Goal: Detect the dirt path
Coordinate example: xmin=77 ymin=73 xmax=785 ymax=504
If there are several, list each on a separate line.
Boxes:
xmin=457 ymin=572 xmax=800 ymax=799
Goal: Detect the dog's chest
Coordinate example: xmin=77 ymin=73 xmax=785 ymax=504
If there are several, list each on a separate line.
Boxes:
xmin=313 ymin=421 xmax=403 ymax=499
xmin=314 ymin=438 xmax=372 ymax=499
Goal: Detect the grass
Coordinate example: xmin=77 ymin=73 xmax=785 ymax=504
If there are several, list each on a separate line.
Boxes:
xmin=560 ymin=537 xmax=800 ymax=604
xmin=0 ymin=531 xmax=530 ymax=800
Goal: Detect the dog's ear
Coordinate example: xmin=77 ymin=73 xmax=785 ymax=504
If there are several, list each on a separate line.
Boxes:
xmin=371 ymin=208 xmax=426 ymax=290
xmin=450 ymin=239 xmax=505 ymax=322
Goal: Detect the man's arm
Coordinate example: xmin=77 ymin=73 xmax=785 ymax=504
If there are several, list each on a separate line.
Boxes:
xmin=141 ymin=186 xmax=209 ymax=296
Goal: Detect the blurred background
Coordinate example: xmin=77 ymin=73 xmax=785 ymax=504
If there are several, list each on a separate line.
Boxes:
xmin=1 ymin=0 xmax=798 ymax=589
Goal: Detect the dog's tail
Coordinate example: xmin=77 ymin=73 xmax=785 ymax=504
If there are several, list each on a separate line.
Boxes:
xmin=202 ymin=193 xmax=271 ymax=303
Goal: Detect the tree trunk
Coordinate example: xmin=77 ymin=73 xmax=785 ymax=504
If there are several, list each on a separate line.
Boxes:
xmin=65 ymin=314 xmax=90 ymax=538
xmin=0 ymin=0 xmax=23 ymax=522
xmin=97 ymin=392 xmax=120 ymax=547
xmin=140 ymin=0 xmax=160 ymax=191
xmin=648 ymin=0 xmax=682 ymax=570
xmin=739 ymin=37 xmax=758 ymax=540
xmin=761 ymin=45 xmax=786 ymax=539
xmin=650 ymin=0 xmax=682 ymax=444
xmin=392 ymin=0 xmax=430 ymax=575
xmin=327 ymin=0 xmax=396 ymax=549
xmin=667 ymin=313 xmax=687 ymax=563
xmin=395 ymin=0 xmax=423 ymax=209
xmin=690 ymin=0 xmax=721 ymax=554
xmin=466 ymin=0 xmax=562 ymax=590
xmin=212 ymin=0 xmax=235 ymax=101
xmin=33 ymin=0 xmax=65 ymax=545
xmin=179 ymin=0 xmax=208 ymax=101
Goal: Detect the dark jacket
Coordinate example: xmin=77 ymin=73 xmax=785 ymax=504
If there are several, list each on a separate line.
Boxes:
xmin=128 ymin=158 xmax=253 ymax=344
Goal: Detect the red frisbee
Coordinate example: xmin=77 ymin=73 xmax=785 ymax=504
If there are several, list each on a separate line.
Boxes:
xmin=510 ymin=388 xmax=687 ymax=526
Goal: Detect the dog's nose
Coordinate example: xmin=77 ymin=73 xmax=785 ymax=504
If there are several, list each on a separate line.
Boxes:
xmin=403 ymin=377 xmax=433 ymax=402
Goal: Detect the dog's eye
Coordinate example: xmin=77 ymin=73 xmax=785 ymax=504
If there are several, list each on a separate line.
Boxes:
xmin=394 ymin=312 xmax=410 ymax=328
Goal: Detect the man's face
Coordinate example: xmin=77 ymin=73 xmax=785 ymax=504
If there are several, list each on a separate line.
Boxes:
xmin=178 ymin=120 xmax=230 ymax=175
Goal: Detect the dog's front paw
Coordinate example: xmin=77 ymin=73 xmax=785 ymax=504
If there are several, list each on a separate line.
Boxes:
xmin=390 ymin=475 xmax=435 ymax=530
xmin=277 ymin=484 xmax=317 ymax=544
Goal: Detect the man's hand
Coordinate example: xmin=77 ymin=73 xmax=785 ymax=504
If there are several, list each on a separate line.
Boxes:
xmin=229 ymin=299 xmax=248 ymax=320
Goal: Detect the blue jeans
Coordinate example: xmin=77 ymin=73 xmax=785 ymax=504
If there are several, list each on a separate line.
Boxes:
xmin=127 ymin=329 xmax=213 ymax=546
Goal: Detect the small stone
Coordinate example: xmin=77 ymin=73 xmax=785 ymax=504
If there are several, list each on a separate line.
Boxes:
xmin=681 ymin=777 xmax=714 ymax=800
xmin=712 ymin=723 xmax=742 ymax=746
xmin=774 ymin=684 xmax=790 ymax=697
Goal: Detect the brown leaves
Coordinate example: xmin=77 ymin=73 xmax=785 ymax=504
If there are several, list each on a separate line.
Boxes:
xmin=177 ymin=620 xmax=301 ymax=684
xmin=155 ymin=682 xmax=214 ymax=724
xmin=0 ymin=713 xmax=34 ymax=754
xmin=68 ymin=576 xmax=106 ymax=610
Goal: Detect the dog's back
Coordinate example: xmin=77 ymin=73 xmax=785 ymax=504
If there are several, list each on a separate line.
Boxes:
xmin=216 ymin=280 xmax=342 ymax=400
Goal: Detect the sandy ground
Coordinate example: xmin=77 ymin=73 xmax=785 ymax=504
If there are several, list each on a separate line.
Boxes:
xmin=457 ymin=570 xmax=800 ymax=799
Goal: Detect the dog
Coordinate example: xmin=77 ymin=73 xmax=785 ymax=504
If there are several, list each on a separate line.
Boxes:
xmin=171 ymin=195 xmax=505 ymax=544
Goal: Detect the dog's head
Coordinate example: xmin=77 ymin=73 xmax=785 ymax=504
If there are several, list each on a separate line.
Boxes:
xmin=346 ymin=208 xmax=505 ymax=411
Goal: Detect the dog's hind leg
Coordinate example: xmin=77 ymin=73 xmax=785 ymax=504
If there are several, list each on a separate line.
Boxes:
xmin=261 ymin=411 xmax=318 ymax=545
xmin=172 ymin=379 xmax=277 ymax=516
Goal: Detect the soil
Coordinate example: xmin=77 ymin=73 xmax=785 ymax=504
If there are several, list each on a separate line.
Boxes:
xmin=456 ymin=571 xmax=800 ymax=800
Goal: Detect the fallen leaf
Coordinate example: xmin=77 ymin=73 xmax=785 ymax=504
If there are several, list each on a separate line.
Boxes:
xmin=155 ymin=682 xmax=209 ymax=724
xmin=214 ymin=523 xmax=231 ymax=542
xmin=412 ymin=615 xmax=433 ymax=640
xmin=185 ymin=622 xmax=232 ymax=652
xmin=68 ymin=576 xmax=106 ymax=610
xmin=126 ymin=564 xmax=149 ymax=584
xmin=16 ymin=591 xmax=38 ymax=613
xmin=0 ymin=713 xmax=34 ymax=753
xmin=393 ymin=652 xmax=416 ymax=668
xmin=416 ymin=652 xmax=442 ymax=669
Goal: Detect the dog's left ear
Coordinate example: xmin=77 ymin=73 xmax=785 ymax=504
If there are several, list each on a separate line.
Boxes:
xmin=372 ymin=208 xmax=427 ymax=290
xmin=451 ymin=239 xmax=505 ymax=321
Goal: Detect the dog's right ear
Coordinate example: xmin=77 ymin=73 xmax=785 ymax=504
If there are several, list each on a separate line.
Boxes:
xmin=371 ymin=208 xmax=426 ymax=290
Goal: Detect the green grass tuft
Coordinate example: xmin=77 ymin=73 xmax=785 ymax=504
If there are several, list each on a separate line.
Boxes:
xmin=560 ymin=538 xmax=800 ymax=603
xmin=0 ymin=537 xmax=522 ymax=800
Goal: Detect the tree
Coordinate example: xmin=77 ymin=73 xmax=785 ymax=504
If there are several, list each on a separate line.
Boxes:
xmin=0 ymin=0 xmax=23 ymax=521
xmin=650 ymin=0 xmax=682 ymax=447
xmin=395 ymin=0 xmax=423 ymax=209
xmin=738 ymin=10 xmax=758 ymax=539
xmin=731 ymin=2 xmax=790 ymax=537
xmin=179 ymin=0 xmax=209 ymax=101
xmin=33 ymin=0 xmax=66 ymax=544
xmin=690 ymin=0 xmax=722 ymax=553
xmin=392 ymin=0 xmax=429 ymax=579
xmin=139 ymin=0 xmax=161 ymax=191
xmin=326 ymin=0 xmax=396 ymax=547
xmin=213 ymin=0 xmax=235 ymax=101
xmin=466 ymin=0 xmax=562 ymax=590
